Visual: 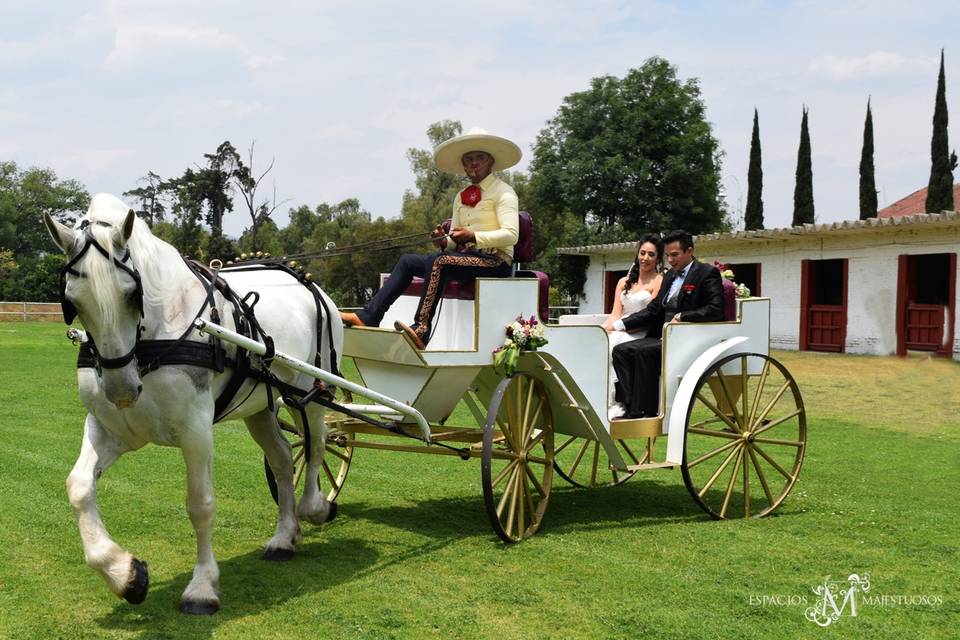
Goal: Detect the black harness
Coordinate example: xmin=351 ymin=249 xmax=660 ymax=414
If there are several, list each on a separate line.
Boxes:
xmin=61 ymin=228 xmax=340 ymax=423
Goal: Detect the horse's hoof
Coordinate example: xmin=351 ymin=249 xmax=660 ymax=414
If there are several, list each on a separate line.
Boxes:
xmin=261 ymin=546 xmax=295 ymax=561
xmin=325 ymin=501 xmax=338 ymax=523
xmin=179 ymin=599 xmax=220 ymax=615
xmin=121 ymin=557 xmax=149 ymax=604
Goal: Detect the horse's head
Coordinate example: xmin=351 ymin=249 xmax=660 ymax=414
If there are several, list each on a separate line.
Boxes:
xmin=45 ymin=195 xmax=144 ymax=409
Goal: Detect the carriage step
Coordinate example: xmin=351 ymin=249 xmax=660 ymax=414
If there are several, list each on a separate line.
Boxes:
xmin=622 ymin=461 xmax=676 ymax=472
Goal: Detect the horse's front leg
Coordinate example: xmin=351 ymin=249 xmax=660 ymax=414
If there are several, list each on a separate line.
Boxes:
xmin=178 ymin=426 xmax=220 ymax=614
xmin=67 ymin=415 xmax=148 ymax=603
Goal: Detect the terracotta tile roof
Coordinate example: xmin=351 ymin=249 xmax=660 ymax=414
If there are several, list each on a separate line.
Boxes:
xmin=557 ymin=211 xmax=960 ymax=255
xmin=877 ymin=184 xmax=960 ymax=218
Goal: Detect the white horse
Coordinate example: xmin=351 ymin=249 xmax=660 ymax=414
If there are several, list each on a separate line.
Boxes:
xmin=44 ymin=193 xmax=343 ymax=614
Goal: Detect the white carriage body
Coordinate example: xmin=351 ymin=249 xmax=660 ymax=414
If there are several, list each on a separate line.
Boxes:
xmin=345 ymin=278 xmax=772 ymax=469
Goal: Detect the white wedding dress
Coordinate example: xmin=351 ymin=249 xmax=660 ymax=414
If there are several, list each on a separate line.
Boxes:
xmin=607 ymin=289 xmax=653 ymax=419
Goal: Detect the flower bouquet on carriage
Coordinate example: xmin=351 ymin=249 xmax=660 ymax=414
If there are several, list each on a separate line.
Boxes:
xmin=492 ymin=315 xmax=548 ymax=377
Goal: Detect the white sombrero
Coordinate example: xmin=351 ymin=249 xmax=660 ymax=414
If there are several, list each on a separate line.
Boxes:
xmin=433 ymin=127 xmax=522 ymax=175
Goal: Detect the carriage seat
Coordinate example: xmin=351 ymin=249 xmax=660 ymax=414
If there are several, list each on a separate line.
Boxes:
xmin=391 ymin=211 xmax=550 ymax=321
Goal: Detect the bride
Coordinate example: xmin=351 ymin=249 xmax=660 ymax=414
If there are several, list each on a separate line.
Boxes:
xmin=604 ymin=234 xmax=663 ymax=419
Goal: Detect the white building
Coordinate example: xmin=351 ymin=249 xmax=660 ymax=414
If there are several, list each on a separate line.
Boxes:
xmin=558 ymin=212 xmax=960 ymax=361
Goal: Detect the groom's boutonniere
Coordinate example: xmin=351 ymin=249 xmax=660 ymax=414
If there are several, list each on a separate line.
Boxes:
xmin=682 ymin=284 xmax=696 ymax=293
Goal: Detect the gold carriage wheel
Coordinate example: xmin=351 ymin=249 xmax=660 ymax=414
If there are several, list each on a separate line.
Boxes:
xmin=481 ymin=373 xmax=555 ymax=543
xmin=681 ymin=353 xmax=806 ymax=519
xmin=264 ymin=399 xmax=354 ymax=505
xmin=553 ymin=435 xmax=649 ymax=487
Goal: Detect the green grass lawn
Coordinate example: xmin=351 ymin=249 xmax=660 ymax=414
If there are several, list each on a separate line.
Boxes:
xmin=0 ymin=322 xmax=958 ymax=639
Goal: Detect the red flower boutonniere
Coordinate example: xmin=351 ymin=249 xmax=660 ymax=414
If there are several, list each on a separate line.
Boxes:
xmin=460 ymin=185 xmax=482 ymax=207
xmin=682 ymin=284 xmax=696 ymax=293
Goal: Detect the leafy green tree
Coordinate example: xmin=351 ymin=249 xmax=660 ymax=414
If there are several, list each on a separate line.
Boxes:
xmin=792 ymin=106 xmax=815 ymax=225
xmin=123 ymin=171 xmax=167 ymax=226
xmin=859 ymin=99 xmax=878 ymax=220
xmin=0 ymin=161 xmax=89 ymax=259
xmin=925 ymin=50 xmax=957 ymax=213
xmin=530 ymin=57 xmax=728 ymax=236
xmin=744 ymin=109 xmax=764 ymax=230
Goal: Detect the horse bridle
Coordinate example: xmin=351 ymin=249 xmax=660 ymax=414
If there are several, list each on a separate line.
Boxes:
xmin=59 ymin=220 xmax=145 ymax=372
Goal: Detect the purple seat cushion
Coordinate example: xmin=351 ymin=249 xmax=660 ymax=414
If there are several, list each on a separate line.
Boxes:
xmin=721 ymin=278 xmax=737 ymax=321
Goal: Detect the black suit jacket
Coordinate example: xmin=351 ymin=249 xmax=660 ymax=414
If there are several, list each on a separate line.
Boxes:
xmin=622 ymin=259 xmax=725 ymax=334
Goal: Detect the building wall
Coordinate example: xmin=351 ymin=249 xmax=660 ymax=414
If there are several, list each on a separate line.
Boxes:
xmin=578 ymin=225 xmax=960 ymax=361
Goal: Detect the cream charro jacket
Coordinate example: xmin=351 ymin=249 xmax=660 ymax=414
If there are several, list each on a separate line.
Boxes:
xmin=448 ymin=174 xmax=519 ymax=263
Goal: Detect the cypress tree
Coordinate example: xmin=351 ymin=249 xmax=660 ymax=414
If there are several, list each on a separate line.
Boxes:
xmin=925 ymin=49 xmax=957 ymax=213
xmin=744 ymin=108 xmax=764 ymax=230
xmin=859 ymin=98 xmax=878 ymax=219
xmin=793 ymin=106 xmax=815 ymax=225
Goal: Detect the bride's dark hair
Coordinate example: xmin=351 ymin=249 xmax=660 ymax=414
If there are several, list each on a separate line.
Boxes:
xmin=624 ymin=233 xmax=664 ymax=289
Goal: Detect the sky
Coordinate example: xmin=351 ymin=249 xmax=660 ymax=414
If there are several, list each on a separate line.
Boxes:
xmin=2 ymin=0 xmax=959 ymax=237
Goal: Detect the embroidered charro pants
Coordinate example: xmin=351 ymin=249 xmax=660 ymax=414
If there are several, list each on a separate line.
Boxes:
xmin=356 ymin=250 xmax=510 ymax=340
xmin=412 ymin=250 xmax=510 ymax=342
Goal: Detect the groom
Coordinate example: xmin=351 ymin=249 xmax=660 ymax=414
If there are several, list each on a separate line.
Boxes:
xmin=610 ymin=229 xmax=724 ymax=419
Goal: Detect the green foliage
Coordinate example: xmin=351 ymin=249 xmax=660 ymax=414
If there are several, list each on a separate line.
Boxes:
xmin=0 ymin=161 xmax=89 ymax=260
xmin=859 ymin=99 xmax=878 ymax=220
xmin=530 ymin=57 xmax=728 ymax=237
xmin=123 ymin=171 xmax=166 ymax=226
xmin=925 ymin=50 xmax=957 ymax=214
xmin=744 ymin=108 xmax=765 ymax=230
xmin=792 ymin=106 xmax=815 ymax=225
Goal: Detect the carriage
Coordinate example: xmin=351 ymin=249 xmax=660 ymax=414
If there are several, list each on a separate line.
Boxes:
xmin=198 ymin=263 xmax=808 ymax=543
xmin=49 ymin=196 xmax=808 ymax=615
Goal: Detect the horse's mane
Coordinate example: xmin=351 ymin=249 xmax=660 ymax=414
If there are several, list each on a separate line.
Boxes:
xmin=78 ymin=194 xmax=186 ymax=328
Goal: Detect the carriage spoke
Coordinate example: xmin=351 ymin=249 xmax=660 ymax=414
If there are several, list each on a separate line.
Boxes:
xmin=505 ymin=470 xmax=521 ymax=537
xmin=748 ymin=447 xmax=775 ymax=505
xmin=293 ymin=448 xmax=304 ymax=463
xmin=524 ymin=399 xmax=545 ymax=442
xmin=752 ymin=444 xmax=794 ymax=480
xmin=719 ymin=447 xmax=745 ymax=518
xmin=715 ymin=370 xmax=744 ymax=431
xmin=523 ymin=473 xmax=535 ymax=525
xmin=743 ymin=447 xmax=751 ymax=518
xmin=496 ymin=416 xmax=520 ymax=453
xmin=521 ymin=380 xmax=536 ymax=439
xmin=747 ymin=359 xmax=771 ymax=428
xmin=523 ymin=429 xmax=546 ymax=454
xmin=555 ymin=435 xmax=578 ymax=455
xmin=752 ymin=436 xmax=804 ymax=448
xmin=688 ymin=426 xmax=741 ymax=440
xmin=496 ymin=466 xmax=520 ymax=518
xmin=525 ymin=463 xmax=546 ymax=497
xmin=565 ymin=439 xmax=592 ymax=477
xmin=695 ymin=392 xmax=742 ymax=433
xmin=324 ymin=447 xmax=351 ymax=463
xmin=322 ymin=459 xmax=337 ymax=488
xmin=740 ymin=356 xmax=749 ymax=429
xmin=751 ymin=408 xmax=803 ymax=436
xmin=689 ymin=415 xmax=729 ymax=430
xmin=492 ymin=458 xmax=520 ymax=488
xmin=752 ymin=380 xmax=792 ymax=430
xmin=517 ymin=470 xmax=526 ymax=538
xmin=687 ymin=438 xmax=741 ymax=468
xmin=697 ymin=443 xmax=742 ymax=498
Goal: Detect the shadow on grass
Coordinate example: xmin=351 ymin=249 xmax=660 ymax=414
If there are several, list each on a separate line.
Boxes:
xmin=95 ymin=536 xmax=380 ymax=638
xmin=339 ymin=475 xmax=713 ymax=542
